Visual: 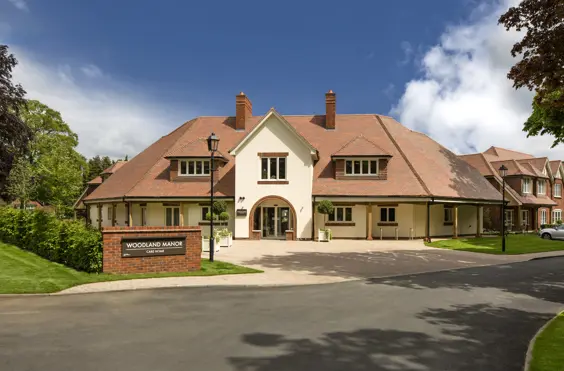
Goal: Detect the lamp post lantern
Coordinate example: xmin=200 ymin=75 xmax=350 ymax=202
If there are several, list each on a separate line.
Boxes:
xmin=207 ymin=132 xmax=220 ymax=262
xmin=499 ymin=164 xmax=508 ymax=252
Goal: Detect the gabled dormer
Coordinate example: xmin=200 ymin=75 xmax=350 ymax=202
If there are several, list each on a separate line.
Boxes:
xmin=165 ymin=139 xmax=228 ymax=182
xmin=331 ymin=134 xmax=392 ymax=180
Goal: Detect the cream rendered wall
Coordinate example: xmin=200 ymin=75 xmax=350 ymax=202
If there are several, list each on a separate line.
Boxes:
xmin=414 ymin=203 xmax=482 ymax=237
xmin=234 ymin=115 xmax=314 ymax=239
xmin=371 ymin=204 xmax=417 ymax=239
xmin=315 ymin=204 xmax=368 ymax=238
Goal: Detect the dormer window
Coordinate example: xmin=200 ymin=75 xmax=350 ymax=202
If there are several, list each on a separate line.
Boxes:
xmin=345 ymin=159 xmax=378 ymax=176
xmin=522 ymin=178 xmax=532 ymax=194
xmin=179 ymin=159 xmax=210 ymax=176
xmin=537 ymin=180 xmax=546 ymax=195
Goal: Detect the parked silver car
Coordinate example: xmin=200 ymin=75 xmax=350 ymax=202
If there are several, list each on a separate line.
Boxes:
xmin=539 ymin=225 xmax=564 ymax=240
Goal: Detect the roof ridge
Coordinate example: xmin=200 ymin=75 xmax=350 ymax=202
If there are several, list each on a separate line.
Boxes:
xmin=125 ymin=117 xmax=199 ymax=197
xmin=374 ymin=115 xmax=431 ymax=196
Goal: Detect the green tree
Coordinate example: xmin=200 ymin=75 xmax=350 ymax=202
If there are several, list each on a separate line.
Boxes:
xmin=317 ymin=200 xmax=334 ymax=224
xmin=8 ymin=100 xmax=86 ymax=217
xmin=0 ymin=45 xmax=32 ymax=196
xmin=499 ymin=1 xmax=564 ymax=146
xmin=5 ymin=156 xmax=37 ymax=209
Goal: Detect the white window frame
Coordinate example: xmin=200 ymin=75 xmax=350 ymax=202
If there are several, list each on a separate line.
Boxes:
xmin=141 ymin=206 xmax=147 ymax=226
xmin=260 ymin=157 xmax=287 ymax=180
xmin=537 ymin=180 xmax=546 ymax=195
xmin=328 ymin=207 xmax=353 ymax=222
xmin=380 ymin=207 xmax=396 ymax=222
xmin=553 ymin=209 xmax=562 ymax=223
xmin=107 ymin=206 xmax=113 ymax=222
xmin=554 ymin=183 xmax=562 ymax=198
xmin=201 ymin=206 xmax=210 ymax=221
xmin=522 ymin=178 xmax=532 ymax=194
xmin=165 ymin=206 xmax=180 ymax=226
xmin=540 ymin=209 xmax=547 ymax=225
xmin=444 ymin=206 xmax=453 ymax=223
xmin=521 ymin=210 xmax=529 ymax=227
xmin=344 ymin=159 xmax=379 ymax=176
xmin=179 ymin=159 xmax=210 ymax=176
xmin=504 ymin=209 xmax=514 ymax=227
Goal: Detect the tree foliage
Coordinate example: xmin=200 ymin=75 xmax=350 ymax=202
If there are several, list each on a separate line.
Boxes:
xmin=7 ymin=100 xmax=86 ymax=217
xmin=499 ymin=1 xmax=564 ymax=145
xmin=85 ymin=155 xmax=114 ymax=184
xmin=0 ymin=45 xmax=32 ymax=195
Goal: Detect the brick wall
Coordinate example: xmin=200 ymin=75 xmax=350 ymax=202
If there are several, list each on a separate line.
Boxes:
xmin=102 ymin=226 xmax=201 ymax=274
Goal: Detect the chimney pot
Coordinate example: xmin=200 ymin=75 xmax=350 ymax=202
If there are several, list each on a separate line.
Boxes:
xmin=236 ymin=92 xmax=252 ymax=130
xmin=325 ymin=90 xmax=336 ymax=130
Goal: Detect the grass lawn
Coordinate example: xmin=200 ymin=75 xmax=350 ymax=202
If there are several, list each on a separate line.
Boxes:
xmin=0 ymin=242 xmax=262 ymax=294
xmin=529 ymin=312 xmax=564 ymax=371
xmin=425 ymin=234 xmax=564 ymax=255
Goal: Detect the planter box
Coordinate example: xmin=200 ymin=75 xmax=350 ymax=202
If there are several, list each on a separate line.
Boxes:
xmin=318 ymin=229 xmax=331 ymax=242
xmin=202 ymin=238 xmax=220 ymax=252
xmin=219 ymin=234 xmax=233 ymax=248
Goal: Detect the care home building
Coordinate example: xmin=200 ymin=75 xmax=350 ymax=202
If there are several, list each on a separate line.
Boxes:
xmin=81 ymin=91 xmax=502 ymax=241
xmin=460 ymin=147 xmax=564 ymax=231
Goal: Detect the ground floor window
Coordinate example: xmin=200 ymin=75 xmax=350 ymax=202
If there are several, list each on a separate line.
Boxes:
xmin=328 ymin=207 xmax=352 ymax=222
xmin=107 ymin=205 xmax=113 ymax=222
xmin=443 ymin=206 xmax=453 ymax=223
xmin=552 ymin=209 xmax=561 ymax=223
xmin=201 ymin=206 xmax=210 ymax=221
xmin=165 ymin=207 xmax=180 ymax=226
xmin=520 ymin=210 xmax=529 ymax=228
xmin=380 ymin=207 xmax=396 ymax=222
xmin=141 ymin=206 xmax=147 ymax=226
xmin=504 ymin=210 xmax=513 ymax=227
xmin=540 ymin=209 xmax=547 ymax=225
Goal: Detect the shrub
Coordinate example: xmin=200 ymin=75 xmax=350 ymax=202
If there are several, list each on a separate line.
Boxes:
xmin=556 ymin=219 xmax=563 ymax=225
xmin=541 ymin=224 xmax=558 ymax=229
xmin=0 ymin=207 xmax=102 ymax=273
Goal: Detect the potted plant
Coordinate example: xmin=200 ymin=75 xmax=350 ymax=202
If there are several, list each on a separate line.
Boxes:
xmin=217 ymin=227 xmax=233 ymax=248
xmin=202 ymin=233 xmax=220 ymax=252
xmin=316 ymin=200 xmax=334 ymax=242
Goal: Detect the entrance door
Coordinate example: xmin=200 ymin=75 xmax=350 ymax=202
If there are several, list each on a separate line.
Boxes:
xmin=262 ymin=207 xmax=276 ymax=238
xmin=521 ymin=210 xmax=529 ymax=229
xmin=278 ymin=207 xmax=290 ymax=235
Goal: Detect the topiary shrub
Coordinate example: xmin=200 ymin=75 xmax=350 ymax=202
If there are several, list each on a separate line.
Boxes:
xmin=317 ymin=200 xmax=334 ymax=224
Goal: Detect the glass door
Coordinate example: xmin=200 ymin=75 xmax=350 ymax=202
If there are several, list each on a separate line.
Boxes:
xmin=278 ymin=207 xmax=291 ymax=235
xmin=262 ymin=207 xmax=276 ymax=238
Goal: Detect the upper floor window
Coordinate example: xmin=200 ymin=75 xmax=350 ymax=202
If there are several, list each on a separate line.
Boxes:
xmin=345 ymin=159 xmax=378 ymax=176
xmin=179 ymin=160 xmax=210 ymax=176
xmin=522 ymin=178 xmax=532 ymax=194
xmin=537 ymin=180 xmax=546 ymax=195
xmin=555 ymin=183 xmax=562 ymax=198
xmin=328 ymin=207 xmax=352 ymax=222
xmin=261 ymin=157 xmax=286 ymax=180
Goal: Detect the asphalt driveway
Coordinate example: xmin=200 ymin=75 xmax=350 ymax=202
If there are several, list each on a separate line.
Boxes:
xmin=1 ymin=257 xmax=563 ymax=370
xmin=219 ymin=240 xmax=523 ymax=279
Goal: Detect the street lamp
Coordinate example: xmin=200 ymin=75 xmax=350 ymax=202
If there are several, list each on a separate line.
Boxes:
xmin=499 ymin=164 xmax=508 ymax=252
xmin=207 ymin=132 xmax=220 ymax=262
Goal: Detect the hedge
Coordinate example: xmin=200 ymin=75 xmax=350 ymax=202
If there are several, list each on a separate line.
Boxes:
xmin=0 ymin=207 xmax=103 ymax=273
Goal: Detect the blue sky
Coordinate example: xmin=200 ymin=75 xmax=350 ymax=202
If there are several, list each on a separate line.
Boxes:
xmin=1 ymin=0 xmax=561 ymax=160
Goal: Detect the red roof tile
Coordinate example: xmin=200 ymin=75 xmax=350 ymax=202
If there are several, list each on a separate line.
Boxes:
xmin=164 ymin=138 xmax=228 ymax=160
xmin=85 ymin=113 xmax=501 ymax=202
xmin=332 ymin=134 xmax=391 ymax=157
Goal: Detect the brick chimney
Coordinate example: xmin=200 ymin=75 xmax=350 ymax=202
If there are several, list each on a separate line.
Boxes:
xmin=236 ymin=92 xmax=252 ymax=130
xmin=325 ymin=90 xmax=336 ymax=130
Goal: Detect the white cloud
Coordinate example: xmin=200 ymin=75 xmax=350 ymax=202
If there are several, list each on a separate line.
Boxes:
xmin=399 ymin=41 xmax=413 ymax=66
xmin=8 ymin=0 xmax=28 ymax=11
xmin=10 ymin=48 xmax=191 ymax=159
xmin=81 ymin=64 xmax=103 ymax=78
xmin=392 ymin=0 xmax=564 ymax=159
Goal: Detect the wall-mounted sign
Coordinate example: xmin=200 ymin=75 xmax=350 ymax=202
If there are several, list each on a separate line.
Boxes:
xmin=121 ymin=236 xmax=186 ymax=258
xmin=236 ymin=208 xmax=248 ymax=217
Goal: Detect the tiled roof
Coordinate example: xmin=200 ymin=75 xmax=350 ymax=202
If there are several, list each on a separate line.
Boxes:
xmin=164 ymin=138 xmax=228 ymax=160
xmin=549 ymin=160 xmax=562 ymax=176
xmin=331 ymin=134 xmax=391 ymax=157
xmin=483 ymin=146 xmax=534 ymax=160
xmin=87 ymin=176 xmax=103 ymax=185
xmin=102 ymin=161 xmax=126 ymax=175
xmin=85 ymin=114 xmax=501 ymax=201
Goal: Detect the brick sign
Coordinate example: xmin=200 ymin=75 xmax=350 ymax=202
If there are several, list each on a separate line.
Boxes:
xmin=121 ymin=236 xmax=186 ymax=258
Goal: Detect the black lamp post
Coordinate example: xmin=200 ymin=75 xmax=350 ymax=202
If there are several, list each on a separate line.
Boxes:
xmin=499 ymin=164 xmax=508 ymax=252
xmin=207 ymin=132 xmax=220 ymax=262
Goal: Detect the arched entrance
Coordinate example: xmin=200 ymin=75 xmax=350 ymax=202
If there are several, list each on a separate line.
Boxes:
xmin=249 ymin=196 xmax=297 ymax=240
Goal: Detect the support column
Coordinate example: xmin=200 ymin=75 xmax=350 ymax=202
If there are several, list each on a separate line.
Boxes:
xmin=517 ymin=206 xmax=522 ymax=231
xmin=312 ymin=201 xmax=316 ymax=241
xmin=128 ymin=202 xmax=133 ymax=226
xmin=179 ymin=202 xmax=185 ymax=226
xmin=425 ymin=202 xmax=431 ymax=243
xmin=476 ymin=205 xmax=482 ymax=237
xmin=367 ymin=203 xmax=373 ymax=240
xmin=97 ymin=204 xmax=102 ymax=230
xmin=453 ymin=205 xmax=459 ymax=239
